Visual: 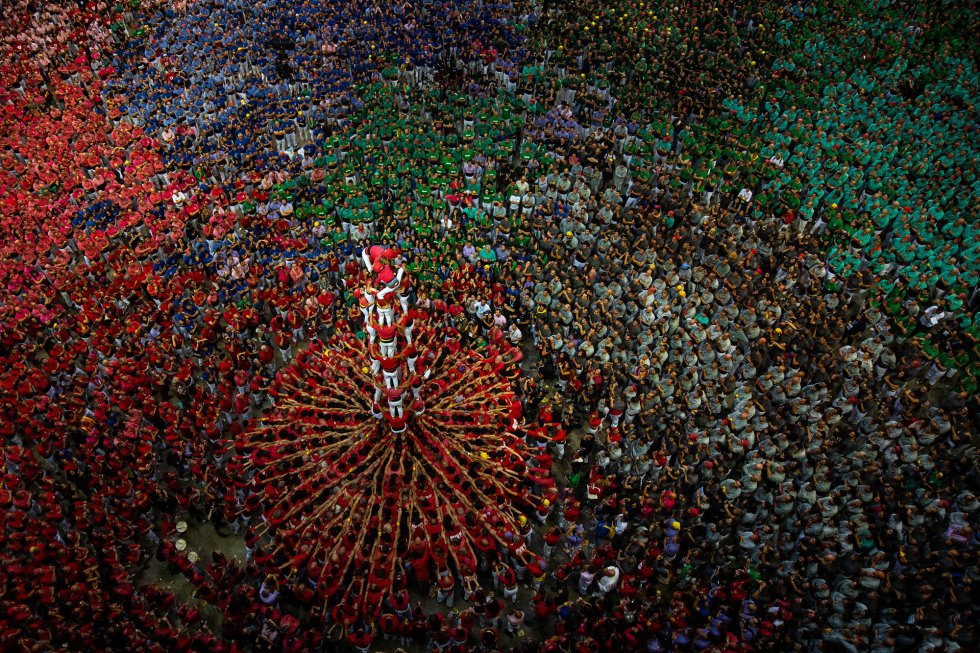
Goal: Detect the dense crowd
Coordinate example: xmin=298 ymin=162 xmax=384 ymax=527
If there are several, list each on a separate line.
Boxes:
xmin=0 ymin=0 xmax=977 ymax=652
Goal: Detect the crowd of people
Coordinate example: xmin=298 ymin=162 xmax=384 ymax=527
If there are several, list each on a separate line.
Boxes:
xmin=0 ymin=0 xmax=977 ymax=651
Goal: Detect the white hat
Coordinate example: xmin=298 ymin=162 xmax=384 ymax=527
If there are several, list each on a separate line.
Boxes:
xmin=187 ymin=551 xmax=199 ymax=564
xmin=175 ymin=539 xmax=187 ymax=552
xmin=176 ymin=520 xmax=188 ymax=534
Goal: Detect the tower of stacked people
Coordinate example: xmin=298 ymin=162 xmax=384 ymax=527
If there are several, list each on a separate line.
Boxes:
xmin=236 ymin=246 xmax=552 ymax=623
xmin=357 ymin=245 xmax=421 ymax=433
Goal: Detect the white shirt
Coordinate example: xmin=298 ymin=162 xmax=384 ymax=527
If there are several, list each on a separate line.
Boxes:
xmin=921 ymin=306 xmax=946 ymax=326
xmin=738 ymin=188 xmax=753 ymax=203
xmin=597 ymin=567 xmax=620 ymax=593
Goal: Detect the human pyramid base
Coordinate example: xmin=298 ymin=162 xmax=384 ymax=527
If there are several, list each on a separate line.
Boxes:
xmin=239 ymin=243 xmax=554 ymax=635
xmin=0 ymin=0 xmax=977 ymax=652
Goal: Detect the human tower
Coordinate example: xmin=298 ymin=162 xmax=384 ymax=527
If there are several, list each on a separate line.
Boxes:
xmin=239 ymin=247 xmax=552 ymax=620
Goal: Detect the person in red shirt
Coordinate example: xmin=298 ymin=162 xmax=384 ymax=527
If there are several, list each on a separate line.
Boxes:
xmin=435 ymin=571 xmax=455 ymax=608
xmin=491 ymin=560 xmax=515 ymax=601
xmin=346 ymin=624 xmax=373 ymax=653
xmin=407 ymin=538 xmax=431 ymax=585
xmin=378 ymin=612 xmax=400 ymax=642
